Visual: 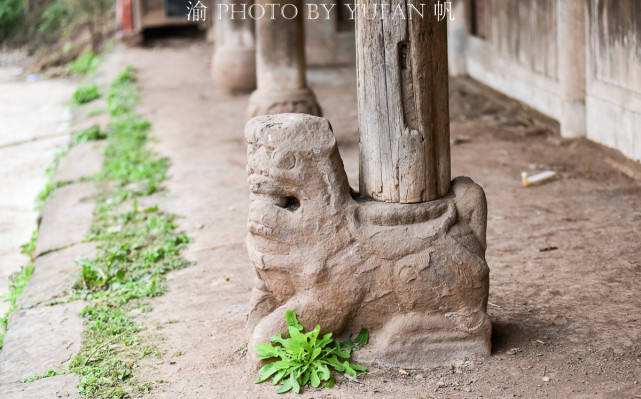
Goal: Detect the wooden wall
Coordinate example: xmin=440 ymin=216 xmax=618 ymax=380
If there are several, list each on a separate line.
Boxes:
xmin=591 ymin=0 xmax=641 ymax=93
xmin=586 ymin=0 xmax=641 ymax=161
xmin=457 ymin=0 xmax=641 ymax=160
xmin=472 ymin=0 xmax=557 ymax=80
xmin=463 ymin=0 xmax=562 ymax=119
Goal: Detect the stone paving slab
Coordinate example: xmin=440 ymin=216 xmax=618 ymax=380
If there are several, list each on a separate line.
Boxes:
xmin=71 ymin=98 xmax=108 ymax=127
xmin=0 ymin=374 xmax=80 ymax=399
xmin=69 ymin=113 xmax=110 ymax=136
xmin=16 ymin=242 xmax=97 ymax=309
xmin=34 ymin=182 xmax=97 ymax=257
xmin=0 ymin=78 xmax=72 ymax=315
xmin=0 ymin=301 xmax=84 ymax=385
xmin=54 ymin=141 xmax=106 ymax=184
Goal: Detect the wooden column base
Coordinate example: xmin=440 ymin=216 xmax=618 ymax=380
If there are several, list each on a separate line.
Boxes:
xmin=211 ymin=47 xmax=256 ymax=94
xmin=246 ymin=87 xmax=322 ymax=120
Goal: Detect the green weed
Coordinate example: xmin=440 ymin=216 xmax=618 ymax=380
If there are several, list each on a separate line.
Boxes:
xmin=72 ymin=83 xmax=102 ymax=105
xmin=254 ymin=310 xmax=368 ymax=394
xmin=72 ymin=125 xmax=107 ymax=146
xmin=3 ymin=65 xmax=188 ymax=397
xmin=113 ymin=67 xmax=137 ymax=85
xmin=20 ymin=228 xmax=39 ymax=256
xmin=137 ymin=381 xmax=152 ymax=393
xmin=101 ymin=115 xmax=168 ymax=192
xmin=35 ymin=148 xmax=67 ymax=210
xmin=64 ymin=67 xmax=190 ymax=397
xmin=107 ymin=67 xmax=138 ymax=116
xmin=68 ymin=52 xmax=103 ymax=75
xmin=35 ymin=181 xmax=68 ymax=210
xmin=22 ymin=369 xmax=58 ymax=383
xmin=0 ymin=264 xmax=35 ymax=348
xmin=235 ymin=339 xmax=249 ymax=355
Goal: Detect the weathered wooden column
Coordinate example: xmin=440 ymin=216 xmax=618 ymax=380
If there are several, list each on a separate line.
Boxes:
xmin=211 ymin=0 xmax=256 ymax=93
xmin=557 ymin=0 xmax=586 ymax=138
xmin=246 ymin=0 xmax=322 ymax=118
xmin=356 ymin=0 xmax=451 ymax=203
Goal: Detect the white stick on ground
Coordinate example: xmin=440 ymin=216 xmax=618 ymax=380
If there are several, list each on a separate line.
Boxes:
xmin=521 ymin=171 xmax=557 ymax=187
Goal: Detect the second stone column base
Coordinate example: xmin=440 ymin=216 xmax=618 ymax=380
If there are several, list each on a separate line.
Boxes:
xmin=246 ymin=87 xmax=322 ymax=119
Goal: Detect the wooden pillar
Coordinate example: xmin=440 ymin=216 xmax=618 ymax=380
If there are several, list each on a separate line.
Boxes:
xmin=247 ymin=0 xmax=321 ymax=118
xmin=356 ymin=0 xmax=451 ymax=203
xmin=557 ymin=0 xmax=586 ymax=138
xmin=211 ymin=0 xmax=256 ymax=93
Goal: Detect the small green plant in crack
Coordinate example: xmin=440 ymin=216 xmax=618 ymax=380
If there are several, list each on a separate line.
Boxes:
xmin=254 ymin=310 xmax=368 ymax=394
xmin=101 ymin=115 xmax=168 ymax=192
xmin=68 ymin=52 xmax=102 ymax=75
xmin=35 ymin=148 xmax=68 ymax=210
xmin=107 ymin=67 xmax=139 ymax=116
xmin=73 ymin=83 xmax=102 ymax=105
xmin=67 ymin=189 xmax=190 ymax=397
xmin=20 ymin=228 xmax=39 ymax=256
xmin=22 ymin=369 xmax=57 ymax=383
xmin=72 ymin=125 xmax=107 ymax=146
xmin=68 ymin=304 xmax=140 ymax=398
xmin=0 ymin=263 xmax=34 ymax=347
xmin=235 ymin=339 xmax=249 ymax=355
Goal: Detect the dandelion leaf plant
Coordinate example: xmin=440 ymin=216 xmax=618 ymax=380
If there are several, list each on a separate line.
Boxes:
xmin=253 ymin=310 xmax=368 ymax=394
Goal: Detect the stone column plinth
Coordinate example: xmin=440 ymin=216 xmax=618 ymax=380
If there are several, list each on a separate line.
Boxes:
xmin=244 ymin=114 xmax=491 ymax=369
xmin=246 ymin=0 xmax=321 ymax=118
xmin=211 ymin=0 xmax=256 ymax=93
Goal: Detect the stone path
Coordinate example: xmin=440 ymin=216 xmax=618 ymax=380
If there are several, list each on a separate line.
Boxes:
xmin=0 ymin=70 xmax=74 ymax=316
xmin=0 ymin=71 xmax=107 ymax=397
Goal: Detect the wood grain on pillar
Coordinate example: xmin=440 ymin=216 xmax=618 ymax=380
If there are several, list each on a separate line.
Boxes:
xmin=357 ymin=0 xmax=451 ymax=203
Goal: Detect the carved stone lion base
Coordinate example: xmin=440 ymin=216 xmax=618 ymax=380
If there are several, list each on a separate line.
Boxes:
xmin=246 ymin=87 xmax=322 ymax=119
xmin=244 ymin=114 xmax=491 ymax=369
xmin=211 ymin=46 xmax=256 ymax=93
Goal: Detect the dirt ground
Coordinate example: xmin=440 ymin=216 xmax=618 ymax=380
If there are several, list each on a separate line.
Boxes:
xmin=104 ymin=39 xmax=641 ymax=398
